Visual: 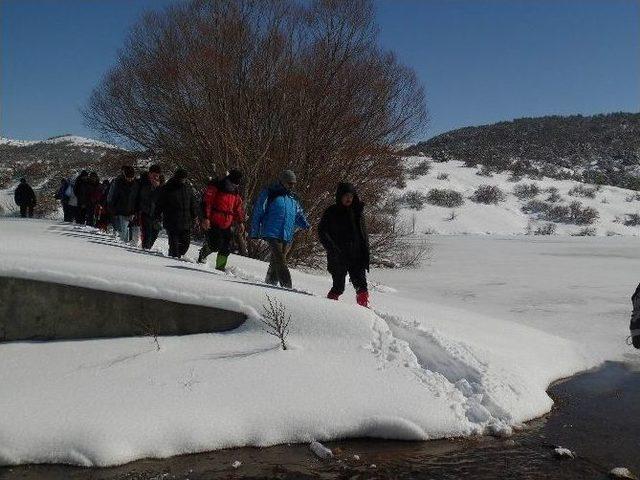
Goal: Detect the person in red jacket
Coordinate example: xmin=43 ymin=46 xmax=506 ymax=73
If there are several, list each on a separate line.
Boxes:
xmin=198 ymin=169 xmax=245 ymax=271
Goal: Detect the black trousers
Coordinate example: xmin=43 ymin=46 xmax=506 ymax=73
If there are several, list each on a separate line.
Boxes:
xmin=75 ymin=206 xmax=87 ymax=224
xmin=140 ymin=214 xmax=160 ymax=250
xmin=201 ymin=226 xmax=233 ymax=259
xmin=167 ymin=229 xmax=191 ymax=258
xmin=62 ymin=203 xmax=74 ymax=222
xmin=329 ymin=264 xmax=368 ymax=295
xmin=19 ymin=205 xmax=34 ymax=218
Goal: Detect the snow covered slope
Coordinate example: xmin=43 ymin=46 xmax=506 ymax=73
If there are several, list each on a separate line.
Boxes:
xmin=400 ymin=158 xmax=640 ymax=236
xmin=0 ymin=218 xmax=636 ymax=467
xmin=0 ymin=135 xmax=120 ymax=150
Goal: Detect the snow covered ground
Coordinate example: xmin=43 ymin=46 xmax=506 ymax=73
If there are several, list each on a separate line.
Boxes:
xmin=0 ymin=218 xmax=637 ymax=467
xmin=400 ymin=158 xmax=640 ymax=236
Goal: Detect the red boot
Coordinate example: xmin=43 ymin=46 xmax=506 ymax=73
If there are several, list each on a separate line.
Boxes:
xmin=327 ymin=290 xmax=341 ymax=300
xmin=356 ymin=290 xmax=369 ymax=308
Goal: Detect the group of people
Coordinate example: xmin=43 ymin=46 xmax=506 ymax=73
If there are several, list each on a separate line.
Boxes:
xmin=18 ymin=166 xmax=371 ymax=307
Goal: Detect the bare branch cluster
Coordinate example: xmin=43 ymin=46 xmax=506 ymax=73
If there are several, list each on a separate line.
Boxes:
xmin=261 ymin=294 xmax=291 ymax=350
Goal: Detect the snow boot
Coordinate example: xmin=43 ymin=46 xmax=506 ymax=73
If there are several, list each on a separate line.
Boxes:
xmin=356 ymin=290 xmax=369 ymax=308
xmin=327 ymin=290 xmax=340 ymax=300
xmin=215 ymin=254 xmax=228 ymax=272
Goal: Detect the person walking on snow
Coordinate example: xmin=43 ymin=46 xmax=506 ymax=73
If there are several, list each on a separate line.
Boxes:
xmin=135 ymin=164 xmax=163 ymax=250
xmin=156 ymin=168 xmax=197 ymax=258
xmin=198 ymin=169 xmax=245 ymax=271
xmin=14 ymin=178 xmax=36 ymax=218
xmin=318 ymin=182 xmax=370 ymax=308
xmin=250 ymin=170 xmax=310 ymax=288
xmin=54 ymin=177 xmax=73 ymax=222
xmin=73 ymin=170 xmax=90 ymax=224
xmin=107 ymin=165 xmax=139 ymax=243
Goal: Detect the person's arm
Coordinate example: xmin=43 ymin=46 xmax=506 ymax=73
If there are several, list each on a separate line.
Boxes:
xmin=107 ymin=180 xmax=117 ymax=208
xmin=318 ymin=208 xmax=340 ymax=254
xmin=249 ymin=189 xmax=268 ymax=238
xmin=233 ymin=196 xmax=245 ymax=229
xmin=30 ymin=187 xmax=37 ymax=206
xmin=294 ymin=200 xmax=310 ymax=230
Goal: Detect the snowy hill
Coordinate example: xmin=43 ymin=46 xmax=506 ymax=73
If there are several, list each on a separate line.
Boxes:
xmin=399 ymin=158 xmax=640 ymax=236
xmin=0 ymin=134 xmax=121 ymax=150
xmin=1 ymin=218 xmax=637 ymax=466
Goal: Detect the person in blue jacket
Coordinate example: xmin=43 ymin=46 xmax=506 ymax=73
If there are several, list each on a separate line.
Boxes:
xmin=250 ymin=170 xmax=310 ymax=288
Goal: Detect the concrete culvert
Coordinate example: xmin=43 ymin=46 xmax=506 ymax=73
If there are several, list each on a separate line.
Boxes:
xmin=0 ymin=276 xmax=246 ymax=342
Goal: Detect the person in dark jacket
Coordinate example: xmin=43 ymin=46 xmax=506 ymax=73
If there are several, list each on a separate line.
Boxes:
xmin=250 ymin=170 xmax=310 ymax=288
xmin=198 ymin=169 xmax=245 ymax=271
xmin=156 ymin=168 xmax=197 ymax=258
xmin=83 ymin=172 xmax=102 ymax=227
xmin=54 ymin=177 xmax=74 ymax=222
xmin=318 ymin=182 xmax=370 ymax=308
xmin=73 ymin=170 xmax=90 ymax=224
xmin=14 ymin=178 xmax=36 ymax=218
xmin=107 ymin=165 xmax=139 ymax=242
xmin=135 ymin=164 xmax=163 ymax=250
xmin=95 ymin=179 xmax=111 ymax=232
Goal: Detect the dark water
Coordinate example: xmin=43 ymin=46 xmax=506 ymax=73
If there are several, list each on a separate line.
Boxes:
xmin=2 ymin=361 xmax=639 ymax=480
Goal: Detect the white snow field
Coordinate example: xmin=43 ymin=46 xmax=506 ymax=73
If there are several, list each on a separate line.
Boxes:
xmin=0 ymin=218 xmax=638 ymax=467
xmin=400 ymin=158 xmax=640 ymax=236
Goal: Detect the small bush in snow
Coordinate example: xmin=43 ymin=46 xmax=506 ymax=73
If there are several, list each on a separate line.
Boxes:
xmin=436 ymin=172 xmax=450 ymax=181
xmin=601 ymin=197 xmax=609 ymax=204
xmin=476 ymin=165 xmax=493 ymax=177
xmin=426 ymin=188 xmax=464 ymax=208
xmin=471 ymin=185 xmax=506 ymax=204
xmin=569 ymin=201 xmax=599 ymax=225
xmin=408 ymin=159 xmax=431 ymax=179
xmin=261 ymin=294 xmax=291 ymax=350
xmin=534 ymin=223 xmax=557 ymax=235
xmin=568 ymin=184 xmax=598 ymax=198
xmin=507 ymin=173 xmax=523 ymax=183
xmin=571 ymin=227 xmax=597 ymax=236
xmin=623 ymin=213 xmax=640 ymax=226
xmin=400 ymin=190 xmax=428 ymax=210
xmin=544 ymin=204 xmax=571 ymax=223
xmin=625 ymin=193 xmax=640 ymax=202
xmin=513 ymin=183 xmax=540 ymax=200
xmin=521 ymin=199 xmax=550 ymax=214
xmin=545 ymin=186 xmax=562 ymax=203
xmin=446 ymin=210 xmax=457 ymax=221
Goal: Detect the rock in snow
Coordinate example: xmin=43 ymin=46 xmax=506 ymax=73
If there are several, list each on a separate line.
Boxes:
xmin=310 ymin=441 xmax=333 ymax=459
xmin=231 ymin=460 xmax=242 ymax=469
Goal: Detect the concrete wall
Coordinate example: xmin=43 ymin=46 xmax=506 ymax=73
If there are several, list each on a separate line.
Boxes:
xmin=0 ymin=276 xmax=246 ymax=342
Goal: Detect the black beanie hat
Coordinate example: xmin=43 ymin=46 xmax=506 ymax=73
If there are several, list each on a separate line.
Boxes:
xmin=335 ymin=182 xmax=357 ymax=204
xmin=228 ymin=168 xmax=243 ymax=184
xmin=174 ymin=168 xmax=188 ymax=181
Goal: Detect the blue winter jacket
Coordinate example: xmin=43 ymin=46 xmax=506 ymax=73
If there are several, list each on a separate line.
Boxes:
xmin=250 ymin=182 xmax=310 ymax=243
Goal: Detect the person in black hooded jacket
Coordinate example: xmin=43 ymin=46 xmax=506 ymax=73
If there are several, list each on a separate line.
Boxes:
xmin=318 ymin=182 xmax=370 ymax=308
xmin=156 ymin=168 xmax=196 ymax=258
xmin=14 ymin=178 xmax=36 ymax=218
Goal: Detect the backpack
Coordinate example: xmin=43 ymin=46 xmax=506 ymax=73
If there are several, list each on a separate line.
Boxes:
xmin=629 ymin=284 xmax=640 ymax=348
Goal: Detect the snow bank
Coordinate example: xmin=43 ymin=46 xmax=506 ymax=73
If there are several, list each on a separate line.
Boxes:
xmin=0 ymin=218 xmax=635 ymax=467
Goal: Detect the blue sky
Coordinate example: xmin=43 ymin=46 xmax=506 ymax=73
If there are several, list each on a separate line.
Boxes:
xmin=1 ymin=0 xmax=638 ymax=143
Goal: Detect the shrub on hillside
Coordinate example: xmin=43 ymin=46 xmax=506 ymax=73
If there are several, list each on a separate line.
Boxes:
xmin=521 ymin=199 xmax=550 ymax=214
xmin=623 ymin=213 xmax=640 ymax=226
xmin=546 ymin=186 xmax=562 ymax=203
xmin=476 ymin=165 xmax=493 ymax=177
xmin=544 ymin=204 xmax=571 ymax=223
xmin=534 ymin=223 xmax=557 ymax=235
xmin=426 ymin=188 xmax=464 ymax=208
xmin=400 ymin=190 xmax=428 ymax=210
xmin=568 ymin=201 xmax=599 ymax=225
xmin=513 ymin=183 xmax=540 ymax=200
xmin=470 ymin=185 xmax=506 ymax=204
xmin=408 ymin=159 xmax=431 ymax=179
xmin=568 ymin=184 xmax=598 ymax=198
xmin=436 ymin=172 xmax=449 ymax=180
xmin=571 ymin=227 xmax=596 ymax=236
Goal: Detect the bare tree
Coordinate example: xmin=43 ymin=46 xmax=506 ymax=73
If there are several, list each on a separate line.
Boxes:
xmin=261 ymin=294 xmax=291 ymax=350
xmin=84 ymin=0 xmax=427 ymax=265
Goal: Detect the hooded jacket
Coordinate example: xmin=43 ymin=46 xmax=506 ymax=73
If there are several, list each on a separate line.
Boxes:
xmin=107 ymin=175 xmax=139 ymax=216
xmin=156 ymin=176 xmax=196 ymax=231
xmin=250 ymin=181 xmax=309 ymax=243
xmin=201 ymin=177 xmax=244 ymax=230
xmin=318 ymin=182 xmax=370 ymax=272
xmin=14 ymin=182 xmax=36 ymax=207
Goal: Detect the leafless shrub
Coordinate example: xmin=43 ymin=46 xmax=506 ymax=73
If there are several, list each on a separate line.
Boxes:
xmin=625 ymin=193 xmax=640 ymax=202
xmin=571 ymin=227 xmax=597 ymax=236
xmin=261 ymin=294 xmax=291 ymax=351
xmin=35 ymin=192 xmax=60 ymax=219
xmin=521 ymin=199 xmax=550 ymax=214
xmin=534 ymin=223 xmax=556 ymax=235
xmin=568 ymin=184 xmax=598 ymax=198
xmin=601 ymin=197 xmax=609 ymax=204
xmin=476 ymin=165 xmax=493 ymax=177
xmin=544 ymin=204 xmax=571 ymax=222
xmin=436 ymin=172 xmax=449 ymax=181
xmin=83 ymin=0 xmax=427 ymax=266
xmin=624 ymin=213 xmax=640 ymax=226
xmin=408 ymin=160 xmax=431 ymax=179
xmin=470 ymin=185 xmax=505 ymax=204
xmin=507 ymin=173 xmax=523 ymax=183
xmin=400 ymin=190 xmax=428 ymax=210
xmin=137 ymin=317 xmax=161 ymax=351
xmin=446 ymin=210 xmax=457 ymax=221
xmin=568 ymin=201 xmax=599 ymax=225
xmin=513 ymin=183 xmax=540 ymax=200
xmin=546 ymin=190 xmax=562 ymax=203
xmin=426 ymin=188 xmax=464 ymax=208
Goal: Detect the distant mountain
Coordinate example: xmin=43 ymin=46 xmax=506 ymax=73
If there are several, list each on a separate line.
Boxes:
xmin=404 ymin=113 xmax=640 ymax=190
xmin=0 ymin=135 xmax=143 ymax=215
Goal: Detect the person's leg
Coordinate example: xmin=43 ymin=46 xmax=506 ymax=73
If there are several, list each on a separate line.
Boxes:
xmin=28 ymin=206 xmax=34 ymax=218
xmin=328 ymin=266 xmax=347 ymax=300
xmin=19 ymin=205 xmax=27 ymax=218
xmin=167 ymin=230 xmax=178 ymax=257
xmin=349 ymin=266 xmax=369 ymax=307
xmin=118 ymin=216 xmax=130 ymax=242
xmin=265 ymin=240 xmax=282 ymax=285
xmin=268 ymin=240 xmax=292 ymax=288
xmin=149 ymin=225 xmax=160 ymax=250
xmin=215 ymin=227 xmax=233 ymax=271
xmin=178 ymin=229 xmax=191 ymax=257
